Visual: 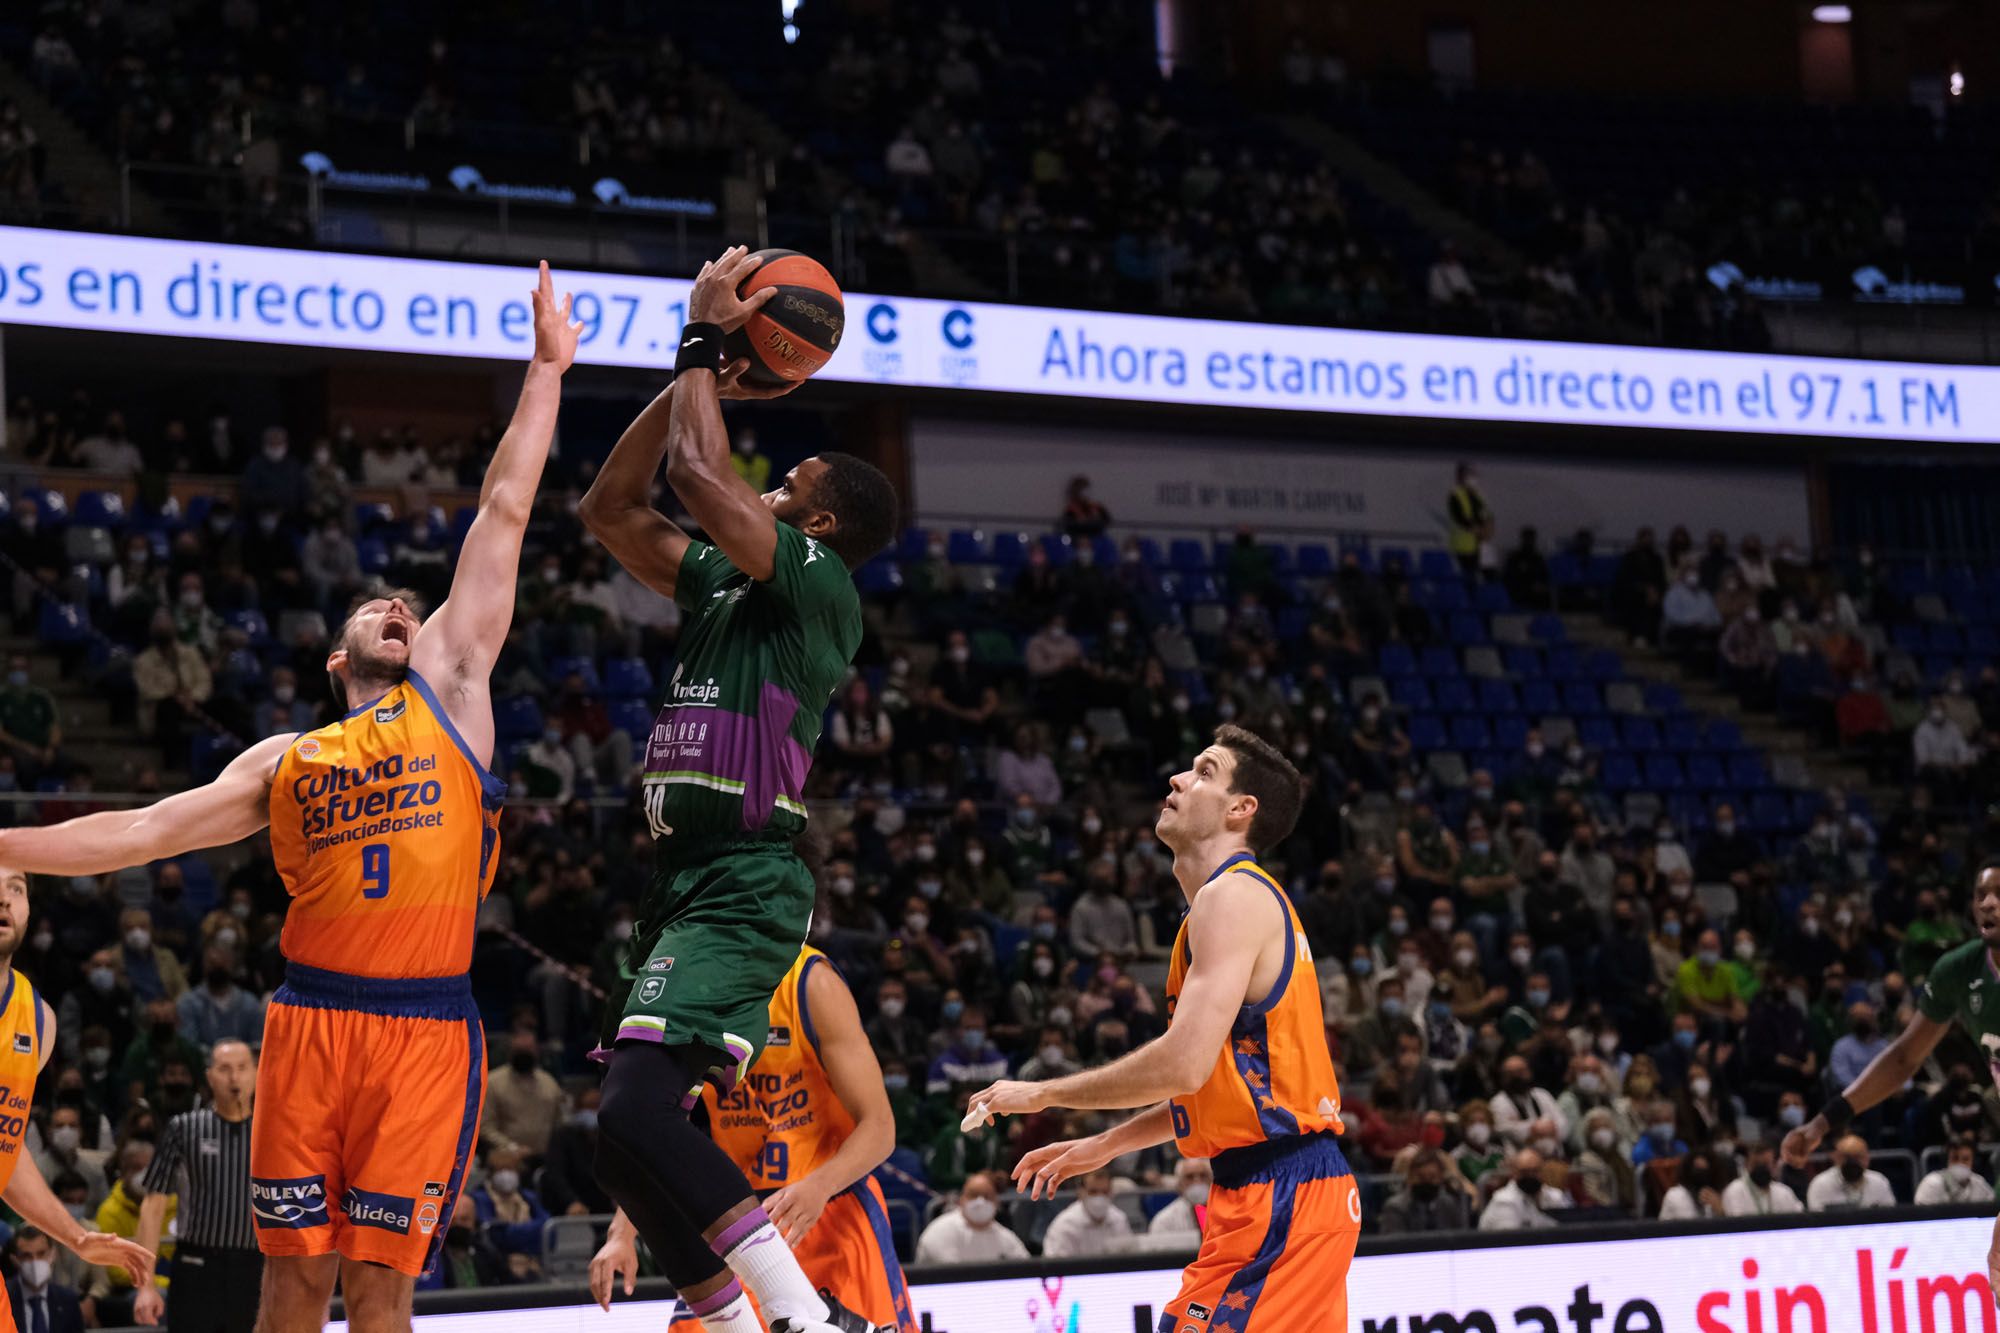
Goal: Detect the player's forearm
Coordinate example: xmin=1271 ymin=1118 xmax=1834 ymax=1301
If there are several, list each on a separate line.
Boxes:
xmin=1 ymin=1153 xmax=86 ymax=1249
xmin=581 ymin=384 xmax=676 ymax=525
xmin=1835 ymin=1037 xmax=1927 ymax=1115
xmin=1087 ymin=1103 xmax=1176 ymax=1159
xmin=608 ymin=1208 xmax=636 ymax=1244
xmin=800 ymin=1111 xmax=896 ymax=1201
xmin=0 ymin=808 xmax=166 ymax=875
xmin=134 ymin=1195 xmax=167 ymax=1256
xmin=477 ymin=360 xmax=564 ymax=524
xmin=663 ymin=368 xmax=731 ymax=493
xmin=1039 ymin=1035 xmax=1204 ymax=1110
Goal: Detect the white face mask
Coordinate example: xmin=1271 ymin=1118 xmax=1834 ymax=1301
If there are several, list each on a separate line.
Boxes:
xmin=1534 ymin=1135 xmax=1559 ymax=1158
xmin=1183 ymin=1182 xmax=1210 ymax=1205
xmin=1465 ymin=1122 xmax=1491 ymax=1148
xmin=1082 ymin=1194 xmax=1112 ymax=1222
xmin=18 ymin=1260 xmax=49 ymax=1290
xmin=879 ymin=998 xmax=905 ymax=1019
xmin=1690 ymin=1078 xmax=1712 ymax=1099
xmin=961 ymin=1197 xmax=997 ymax=1225
xmin=50 ymin=1126 xmax=79 ymax=1154
xmin=489 ymin=1170 xmax=519 ymax=1195
xmin=1949 ymin=1163 xmax=1974 ymax=1185
xmin=1454 ymin=948 xmax=1477 ymax=970
xmin=1589 ymin=1128 xmax=1615 ymax=1152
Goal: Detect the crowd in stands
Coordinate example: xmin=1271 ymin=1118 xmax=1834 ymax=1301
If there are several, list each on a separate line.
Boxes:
xmin=5 ymin=383 xmax=2000 ymax=1300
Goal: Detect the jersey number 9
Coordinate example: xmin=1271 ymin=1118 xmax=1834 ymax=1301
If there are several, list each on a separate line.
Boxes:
xmin=361 ymin=843 xmax=392 ymax=900
xmin=760 ymin=1141 xmax=790 ymax=1184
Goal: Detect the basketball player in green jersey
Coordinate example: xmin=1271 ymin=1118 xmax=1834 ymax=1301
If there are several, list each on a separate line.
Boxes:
xmin=1784 ymin=857 xmax=2000 ymax=1297
xmin=578 ymin=245 xmax=898 ymax=1333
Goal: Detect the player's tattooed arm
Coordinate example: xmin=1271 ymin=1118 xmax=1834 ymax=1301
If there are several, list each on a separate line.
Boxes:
xmin=0 ymin=732 xmax=290 ymax=873
xmin=415 ymin=262 xmax=579 ymax=699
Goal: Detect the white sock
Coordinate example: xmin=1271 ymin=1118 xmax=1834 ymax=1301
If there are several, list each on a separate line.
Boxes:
xmin=714 ymin=1209 xmax=829 ymax=1325
xmin=696 ymin=1293 xmax=762 ymax=1333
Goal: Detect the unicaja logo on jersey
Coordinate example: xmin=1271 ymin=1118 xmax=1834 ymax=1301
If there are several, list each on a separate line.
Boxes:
xmin=668 ymin=663 xmax=721 ymax=706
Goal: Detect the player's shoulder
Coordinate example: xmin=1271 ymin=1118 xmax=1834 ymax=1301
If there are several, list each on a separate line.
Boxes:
xmin=1927 ymin=938 xmax=1987 ymax=993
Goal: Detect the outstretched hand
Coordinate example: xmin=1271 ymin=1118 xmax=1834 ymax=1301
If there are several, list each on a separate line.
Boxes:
xmin=688 ymin=245 xmax=776 ymax=332
xmin=531 ymin=260 xmax=584 ymax=373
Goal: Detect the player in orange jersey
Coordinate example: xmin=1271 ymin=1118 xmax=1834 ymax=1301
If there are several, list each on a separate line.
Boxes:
xmin=972 ymin=724 xmax=1359 ymax=1333
xmin=0 ymin=863 xmax=156 ymax=1333
xmin=0 ymin=265 xmax=583 ymax=1333
xmin=589 ymin=946 xmax=915 ymax=1333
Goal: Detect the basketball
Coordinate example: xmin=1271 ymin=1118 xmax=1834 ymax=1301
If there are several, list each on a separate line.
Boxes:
xmin=722 ymin=248 xmax=845 ymax=388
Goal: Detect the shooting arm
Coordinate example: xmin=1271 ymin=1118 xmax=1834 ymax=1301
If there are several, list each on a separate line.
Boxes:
xmin=578 ymin=383 xmax=694 ymax=599
xmin=662 ymin=367 xmax=778 ymax=581
xmin=0 ymin=733 xmax=286 ymax=874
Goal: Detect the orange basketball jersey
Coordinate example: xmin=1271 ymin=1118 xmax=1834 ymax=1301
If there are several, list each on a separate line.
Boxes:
xmin=704 ymin=947 xmax=855 ymax=1189
xmin=1166 ymin=853 xmax=1343 ymax=1159
xmin=268 ymin=671 xmax=505 ymax=978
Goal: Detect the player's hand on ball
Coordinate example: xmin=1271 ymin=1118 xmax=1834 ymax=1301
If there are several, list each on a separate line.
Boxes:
xmin=530 ymin=261 xmax=584 ymax=374
xmin=966 ymin=1080 xmax=1046 ymax=1128
xmin=132 ymin=1285 xmax=164 ymax=1326
xmin=1779 ymin=1118 xmax=1822 ymax=1170
xmin=1013 ymin=1138 xmax=1109 ymax=1201
xmin=717 ymin=358 xmax=802 ymax=401
xmin=589 ymin=1230 xmax=640 ymax=1311
xmin=689 ymin=246 xmax=776 ymax=333
xmin=766 ymin=1178 xmax=831 ymax=1245
xmin=72 ymin=1232 xmax=155 ymax=1288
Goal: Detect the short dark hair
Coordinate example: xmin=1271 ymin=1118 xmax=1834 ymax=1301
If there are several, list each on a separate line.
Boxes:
xmin=1409 ymin=1146 xmax=1445 ymax=1174
xmin=810 ymin=451 xmax=898 ymax=569
xmin=1213 ymin=723 xmax=1304 ymax=853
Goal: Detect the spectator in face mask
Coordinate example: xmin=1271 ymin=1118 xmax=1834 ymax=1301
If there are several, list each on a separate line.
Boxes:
xmin=118 ymin=999 xmax=202 ymax=1111
xmin=1914 ymin=1135 xmax=1995 ymax=1206
xmin=1489 ymin=1056 xmax=1566 ymax=1149
xmin=1722 ymin=1142 xmax=1802 ymax=1216
xmin=927 ymin=1008 xmax=1006 ymax=1093
xmin=471 ymin=1146 xmax=548 ymax=1261
xmin=1676 ymin=929 xmax=1747 ymax=1028
xmin=1148 ymin=1157 xmax=1214 ymax=1238
xmin=1452 ymin=1101 xmax=1506 ymax=1187
xmin=916 ymin=1172 xmax=1029 ymax=1265
xmin=1379 ymin=1146 xmax=1471 ymax=1233
xmin=1017 ymin=1026 xmax=1081 ymax=1083
xmin=866 ymin=978 xmax=927 ymax=1062
xmin=481 ymin=1030 xmax=564 ymax=1160
xmin=117 ymin=909 xmax=186 ymax=1005
xmin=422 ymin=1190 xmax=510 ymax=1291
xmin=6 ymin=1226 xmax=85 ymax=1333
xmin=1631 ymin=1097 xmax=1689 ymax=1167
xmin=1658 ymin=1150 xmax=1725 ymax=1219
xmin=1040 ymin=1169 xmax=1132 ymax=1258
xmin=32 ymin=1106 xmax=109 ymax=1212
xmin=1572 ymin=1107 xmax=1637 ymax=1209
xmin=1805 ymin=1135 xmax=1895 ymax=1211
xmin=1827 ymin=1002 xmax=1890 ymax=1099
xmin=1478 ymin=1149 xmax=1564 ymax=1230
xmin=174 ymin=944 xmax=264 ymax=1052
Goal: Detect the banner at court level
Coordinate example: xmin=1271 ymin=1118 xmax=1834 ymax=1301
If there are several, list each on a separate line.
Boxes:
xmin=330 ymin=1214 xmax=1991 ymax=1333
xmin=4 ymin=225 xmax=1997 ymax=442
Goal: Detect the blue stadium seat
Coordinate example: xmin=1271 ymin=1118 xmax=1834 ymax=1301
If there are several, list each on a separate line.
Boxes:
xmin=1503 ymin=646 xmax=1542 ymax=677
xmin=895 ymin=528 xmax=929 ymax=563
xmin=1433 ymin=679 xmax=1475 ymax=712
xmin=1296 ymin=544 xmax=1333 ymax=577
xmin=1729 ymin=755 xmax=1771 ymax=790
xmin=1418 ymin=550 xmax=1458 ymax=581
xmin=1643 ymin=683 xmax=1685 ymax=714
xmin=603 ymin=658 xmax=654 ymax=700
xmin=1544 ymin=646 xmax=1582 ymax=681
xmin=947 ymin=529 xmax=986 ymax=563
xmin=1686 ymin=754 xmax=1727 ymax=790
xmin=1705 ymin=719 xmax=1744 ymax=751
xmin=494 ymin=696 xmax=544 ymax=742
xmin=1644 ymin=756 xmax=1688 ymax=792
xmin=549 ymin=656 xmax=600 ymax=692
xmin=1448 ymin=612 xmax=1489 ymax=644
xmin=1928 ymin=624 xmax=1964 ymax=653
xmin=609 ymin=700 xmax=654 ymax=742
xmin=1091 ymin=537 xmax=1118 ymax=567
xmin=73 ymin=491 xmax=125 ymax=527
xmin=1583 ymin=650 xmax=1622 ymax=682
xmin=1890 ymin=623 xmax=1926 ymax=652
xmin=1450 ymin=716 xmax=1491 ymax=750
xmin=36 ymin=599 xmax=88 ymax=645
xmin=1478 ymin=680 xmax=1519 ymax=714
xmin=355 ymin=502 xmax=396 ymax=533
xmin=1420 ymin=647 xmax=1460 ymax=678
xmin=1407 ymin=714 xmax=1448 ymax=750
xmin=1474 ymin=582 xmax=1513 ymax=613
xmin=1577 ymin=717 xmax=1617 ymax=750
xmin=1662 ymin=718 xmax=1702 ymax=752
xmin=1037 ymin=533 xmax=1073 ymax=567
xmin=356 ymin=538 xmax=390 ymax=574
xmin=857 ymin=560 xmax=903 ymax=595
xmin=1379 ymin=643 xmax=1417 ymax=677
xmin=1494 ymin=716 xmax=1530 ymax=750
xmin=1528 ymin=614 xmax=1565 ymax=642
xmin=1275 ymin=608 xmax=1309 ymax=642
xmin=1621 ymin=719 xmax=1662 ymax=752
xmin=1377 ymin=547 xmax=1412 ymax=575
xmin=1519 ymin=680 xmax=1561 ymax=715
xmin=1134 ymin=537 xmax=1165 ymax=568
xmin=1391 ymin=678 xmax=1433 ymax=710
xmin=1425 ymin=581 xmax=1469 ymax=613
xmin=1599 ymin=754 xmax=1641 ymax=793
xmin=1549 ymin=552 xmax=1585 ymax=587
xmin=190 ymin=730 xmax=245 ymax=782
xmin=989 ymin=532 xmax=1029 ymax=568
xmin=1562 ymin=683 xmax=1603 ymax=715
xmin=227 ymin=608 xmax=271 ymax=647
xmin=1169 ymin=539 xmax=1208 ymax=573
xmin=1750 ymin=792 xmax=1792 ymax=833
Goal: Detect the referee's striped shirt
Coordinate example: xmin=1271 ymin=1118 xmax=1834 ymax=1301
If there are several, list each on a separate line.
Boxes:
xmin=141 ymin=1106 xmax=257 ymax=1251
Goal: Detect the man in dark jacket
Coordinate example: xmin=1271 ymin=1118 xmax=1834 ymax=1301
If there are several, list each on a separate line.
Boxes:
xmin=1377 ymin=1148 xmax=1472 ymax=1233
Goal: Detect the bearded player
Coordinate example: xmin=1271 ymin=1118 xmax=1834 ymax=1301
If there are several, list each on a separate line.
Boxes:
xmin=589 ymin=945 xmax=915 ymax=1332
xmin=1784 ymin=856 xmax=2000 ymax=1297
xmin=0 ymin=864 xmax=156 ymax=1332
xmin=578 ymin=244 xmax=897 ymax=1333
xmin=971 ymin=725 xmax=1360 ymax=1332
xmin=0 ymin=263 xmax=581 ymax=1333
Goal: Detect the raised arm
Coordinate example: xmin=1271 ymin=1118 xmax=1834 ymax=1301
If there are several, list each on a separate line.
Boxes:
xmin=765 ymin=960 xmax=896 ymax=1243
xmin=0 ymin=732 xmax=289 ymax=874
xmin=578 ymin=383 xmax=694 ymax=599
xmin=410 ymin=262 xmax=579 ymax=739
xmin=1782 ymin=1007 xmax=1948 ymax=1167
xmin=661 ymin=246 xmax=796 ymax=582
xmin=973 ymin=875 xmax=1271 ymax=1117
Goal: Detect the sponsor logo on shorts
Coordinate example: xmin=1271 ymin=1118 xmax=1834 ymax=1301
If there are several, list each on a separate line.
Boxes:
xmin=647 ymin=957 xmax=675 ymax=972
xmin=415 ymin=1202 xmax=440 ymax=1235
xmin=766 ymin=1025 xmax=791 ymax=1048
xmin=10 ymin=1033 xmax=28 ymax=1054
xmin=252 ymin=1175 xmax=330 ymax=1229
xmin=1185 ymin=1303 xmax=1212 ymax=1322
xmin=374 ymin=699 xmax=407 ymax=724
xmin=638 ymin=978 xmax=665 ymax=1003
xmin=342 ymin=1186 xmax=415 ymax=1234
xmin=423 ymin=1181 xmax=446 ymax=1198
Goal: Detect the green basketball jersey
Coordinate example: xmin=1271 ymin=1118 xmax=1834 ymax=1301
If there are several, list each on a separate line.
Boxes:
xmin=1917 ymin=939 xmax=2000 ymax=1079
xmin=639 ymin=523 xmax=861 ymax=848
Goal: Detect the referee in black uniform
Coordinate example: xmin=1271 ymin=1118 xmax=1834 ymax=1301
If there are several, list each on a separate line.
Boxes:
xmin=132 ymin=1040 xmax=259 ymax=1333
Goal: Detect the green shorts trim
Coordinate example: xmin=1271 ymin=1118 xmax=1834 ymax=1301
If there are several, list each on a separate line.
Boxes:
xmin=594 ymin=842 xmax=814 ymax=1088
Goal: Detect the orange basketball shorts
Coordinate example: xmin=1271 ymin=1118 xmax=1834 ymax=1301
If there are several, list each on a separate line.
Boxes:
xmin=1158 ymin=1132 xmax=1361 ymax=1333
xmin=249 ymin=963 xmax=486 ymax=1277
xmin=669 ymin=1177 xmax=916 ymax=1332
